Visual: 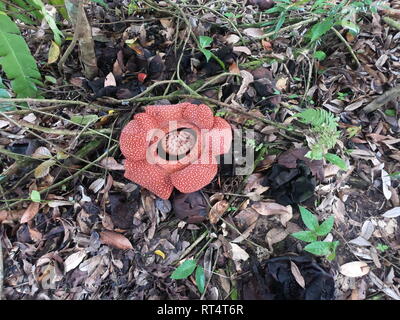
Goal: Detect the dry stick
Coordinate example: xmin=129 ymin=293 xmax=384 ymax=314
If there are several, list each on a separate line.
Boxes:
xmin=0 ymin=112 xmax=107 ymax=170
xmin=332 ymin=27 xmax=361 ymax=68
xmin=0 ymin=144 xmax=118 ymax=211
xmin=176 ymin=231 xmax=209 ymax=262
xmin=0 ymin=98 xmax=109 ymax=113
xmin=363 ymin=86 xmax=400 ymax=113
xmin=258 ymin=16 xmax=319 ymax=40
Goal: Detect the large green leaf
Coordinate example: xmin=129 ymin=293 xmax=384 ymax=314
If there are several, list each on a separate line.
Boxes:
xmin=299 ymin=206 xmax=319 ymax=232
xmin=0 ymin=12 xmax=42 ymax=98
xmin=170 ymin=260 xmax=197 ymax=280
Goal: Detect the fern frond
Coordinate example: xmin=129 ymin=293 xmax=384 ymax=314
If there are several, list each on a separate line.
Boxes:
xmin=0 ymin=12 xmax=42 ymax=98
xmin=295 ymin=108 xmax=340 ymax=160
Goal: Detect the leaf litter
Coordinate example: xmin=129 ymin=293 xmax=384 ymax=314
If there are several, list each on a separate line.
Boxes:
xmin=0 ymin=0 xmax=400 ymax=301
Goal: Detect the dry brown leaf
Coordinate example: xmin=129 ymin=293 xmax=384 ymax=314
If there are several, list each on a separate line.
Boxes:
xmin=229 ymin=63 xmax=241 ymax=75
xmin=275 ymin=77 xmax=288 ymax=91
xmin=252 ymin=201 xmax=291 ymax=216
xmin=0 ymin=210 xmax=8 ymax=222
xmin=209 ymin=200 xmax=229 ymax=224
xmin=226 ymin=34 xmax=240 ymax=44
xmin=382 ymin=207 xmax=400 ymax=218
xmin=89 ymin=178 xmax=105 ymax=193
xmin=65 ymin=250 xmax=87 ymax=273
xmin=100 ymin=157 xmax=124 ymax=170
xmin=261 ymin=39 xmax=272 ymax=51
xmin=100 ymin=230 xmax=133 ymax=250
xmin=243 ymin=28 xmax=264 ymax=38
xmin=290 ymin=261 xmax=305 ymax=289
xmin=381 ymin=169 xmax=392 ymax=200
xmin=233 ymin=46 xmax=251 ymax=55
xmin=34 ymin=159 xmax=56 ymax=179
xmin=236 ymin=70 xmax=254 ymax=100
xmin=32 ymin=147 xmax=52 ymax=159
xmin=20 ymin=202 xmax=40 ymax=224
xmin=265 ymin=227 xmax=288 ymax=250
xmin=229 ymin=243 xmax=249 ymax=261
xmin=104 ymin=72 xmax=116 ymax=87
xmin=339 ymin=261 xmax=370 ymax=277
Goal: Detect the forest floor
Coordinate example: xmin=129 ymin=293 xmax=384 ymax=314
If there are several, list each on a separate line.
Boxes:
xmin=1 ymin=0 xmax=400 ymax=300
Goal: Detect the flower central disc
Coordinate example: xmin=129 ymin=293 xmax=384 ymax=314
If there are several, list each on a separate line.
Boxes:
xmin=159 ymin=128 xmax=196 ymax=160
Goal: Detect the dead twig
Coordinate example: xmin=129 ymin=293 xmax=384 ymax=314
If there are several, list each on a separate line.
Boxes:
xmin=363 ymin=86 xmax=400 ymax=113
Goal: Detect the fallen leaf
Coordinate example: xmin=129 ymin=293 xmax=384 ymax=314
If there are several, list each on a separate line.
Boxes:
xmin=104 ymin=72 xmax=116 ymax=87
xmin=265 ymin=227 xmax=288 ymax=250
xmin=229 ymin=243 xmax=249 ymax=261
xmin=382 ymin=207 xmax=400 ymax=218
xmin=34 ymin=159 xmax=56 ymax=179
xmin=20 ymin=202 xmax=40 ymax=224
xmin=48 ymin=41 xmax=60 ymax=64
xmin=100 ymin=157 xmax=124 ymax=170
xmin=236 ymin=70 xmax=254 ymax=100
xmin=89 ymin=178 xmax=105 ymax=193
xmin=32 ymin=147 xmax=52 ymax=159
xmin=209 ymin=200 xmax=229 ymax=224
xmin=290 ymin=261 xmax=305 ymax=289
xmin=100 ymin=230 xmax=133 ymax=250
xmin=226 ymin=34 xmax=240 ymax=44
xmin=340 ymin=261 xmax=370 ymax=278
xmin=381 ymin=169 xmax=392 ymax=200
xmin=64 ymin=250 xmax=87 ymax=273
xmin=275 ymin=77 xmax=288 ymax=91
xmin=233 ymin=46 xmax=252 ymax=55
xmin=154 ymin=250 xmax=166 ymax=259
xmin=243 ymin=28 xmax=264 ymax=38
xmin=229 ymin=63 xmax=241 ymax=74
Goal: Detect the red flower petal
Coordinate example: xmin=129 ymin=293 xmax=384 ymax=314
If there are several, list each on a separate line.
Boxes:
xmin=124 ymin=160 xmax=173 ymax=199
xmin=170 ymin=163 xmax=218 ymax=193
xmin=204 ymin=117 xmax=232 ymax=156
xmin=183 ymin=104 xmax=214 ymax=129
xmin=146 ymin=103 xmax=190 ymax=124
xmin=119 ymin=113 xmax=159 ymax=161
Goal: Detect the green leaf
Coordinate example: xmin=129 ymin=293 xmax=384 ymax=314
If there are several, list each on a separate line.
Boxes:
xmin=199 ymin=35 xmax=213 ymax=48
xmin=324 ymin=153 xmax=347 ymax=170
xmin=32 ymin=0 xmax=64 ymax=45
xmin=200 ymin=48 xmax=212 ymax=62
xmin=385 ymin=109 xmax=396 ymax=117
xmin=304 ymin=241 xmax=333 ymax=256
xmin=314 ymin=50 xmax=326 ymax=61
xmin=171 ymin=259 xmax=197 ymax=279
xmin=30 ymin=190 xmax=41 ymax=203
xmin=315 ymin=216 xmax=334 ymax=236
xmin=292 ymin=230 xmax=317 ymax=243
xmin=195 ymin=265 xmax=205 ymax=294
xmin=299 ymin=206 xmax=319 ymax=231
xmin=45 ymin=75 xmax=57 ymax=84
xmin=308 ymin=18 xmax=334 ymax=42
xmin=341 ymin=20 xmax=360 ymax=34
xmin=70 ymin=114 xmax=99 ymax=125
xmin=0 ymin=12 xmax=42 ymax=98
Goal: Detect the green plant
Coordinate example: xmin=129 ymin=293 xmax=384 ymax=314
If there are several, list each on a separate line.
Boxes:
xmin=198 ymin=36 xmax=225 ymax=70
xmin=294 ymin=108 xmax=347 ymax=170
xmin=292 ymin=206 xmax=339 ymax=260
xmin=171 ymin=259 xmax=205 ymax=294
xmin=376 ymin=243 xmax=389 ymax=253
xmin=0 ymin=12 xmax=42 ymax=98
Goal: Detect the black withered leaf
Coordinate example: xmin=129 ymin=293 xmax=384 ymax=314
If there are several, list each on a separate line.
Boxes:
xmin=239 ymin=255 xmax=335 ymax=300
xmin=172 ymin=191 xmax=208 ymax=224
xmin=262 ymin=160 xmax=316 ymax=205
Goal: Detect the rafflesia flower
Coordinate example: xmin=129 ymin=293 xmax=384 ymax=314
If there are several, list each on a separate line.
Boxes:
xmin=119 ymin=103 xmax=232 ymax=199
